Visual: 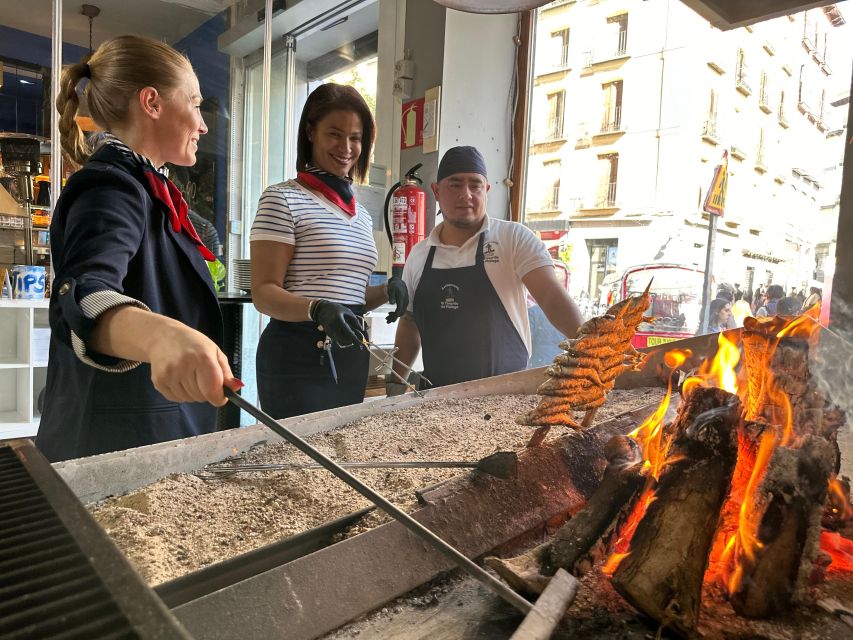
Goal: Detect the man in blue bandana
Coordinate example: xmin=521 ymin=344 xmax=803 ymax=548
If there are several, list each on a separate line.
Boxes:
xmin=388 ymin=145 xmax=583 ymax=393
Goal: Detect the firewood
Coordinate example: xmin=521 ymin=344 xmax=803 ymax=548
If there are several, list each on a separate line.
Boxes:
xmin=729 ymin=436 xmax=835 ymax=618
xmin=485 ymin=435 xmax=643 ymax=597
xmin=542 ymin=435 xmax=645 ymax=576
xmin=611 ymin=387 xmax=741 ymax=636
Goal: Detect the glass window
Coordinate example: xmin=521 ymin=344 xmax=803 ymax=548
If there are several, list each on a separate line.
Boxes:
xmin=524 ymin=1 xmax=852 ymax=346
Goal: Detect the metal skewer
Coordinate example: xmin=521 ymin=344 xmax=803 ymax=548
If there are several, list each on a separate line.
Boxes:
xmin=224 ymin=387 xmax=534 ymax=615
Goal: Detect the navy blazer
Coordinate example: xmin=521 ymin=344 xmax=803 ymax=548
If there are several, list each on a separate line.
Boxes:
xmin=35 ymin=144 xmax=223 ymax=462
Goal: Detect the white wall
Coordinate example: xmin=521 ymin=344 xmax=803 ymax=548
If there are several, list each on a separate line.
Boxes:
xmin=441 ymin=10 xmax=517 ymax=221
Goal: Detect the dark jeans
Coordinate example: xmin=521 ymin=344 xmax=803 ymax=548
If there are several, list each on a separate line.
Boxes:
xmin=256 ymin=318 xmax=369 ymax=419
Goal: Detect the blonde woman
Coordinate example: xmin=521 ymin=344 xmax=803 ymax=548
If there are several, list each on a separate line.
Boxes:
xmin=36 ymin=36 xmax=239 ymax=462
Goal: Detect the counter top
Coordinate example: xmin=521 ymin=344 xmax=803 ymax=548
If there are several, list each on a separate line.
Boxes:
xmin=217 ymin=291 xmax=252 ymax=303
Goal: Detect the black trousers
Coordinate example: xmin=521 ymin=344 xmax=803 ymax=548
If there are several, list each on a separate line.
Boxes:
xmin=256 ymin=317 xmax=369 ymax=419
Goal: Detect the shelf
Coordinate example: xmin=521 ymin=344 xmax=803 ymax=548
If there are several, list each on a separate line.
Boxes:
xmin=0 ymin=409 xmax=29 ymax=424
xmin=0 ymin=360 xmax=28 ymax=369
xmin=0 ymin=420 xmax=38 ymax=440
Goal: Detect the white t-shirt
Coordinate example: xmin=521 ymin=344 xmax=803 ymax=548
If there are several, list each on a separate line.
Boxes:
xmin=250 ymin=180 xmax=378 ymax=305
xmin=402 ymin=216 xmax=553 ymax=352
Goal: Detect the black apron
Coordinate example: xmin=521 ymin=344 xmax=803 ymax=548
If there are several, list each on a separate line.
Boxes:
xmin=256 ymin=305 xmax=369 ymax=419
xmin=413 ymin=233 xmax=528 ymax=388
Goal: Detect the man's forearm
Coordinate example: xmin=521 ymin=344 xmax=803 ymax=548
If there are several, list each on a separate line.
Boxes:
xmin=392 ymin=314 xmax=421 ymax=378
xmin=540 ymin=292 xmax=583 ymax=338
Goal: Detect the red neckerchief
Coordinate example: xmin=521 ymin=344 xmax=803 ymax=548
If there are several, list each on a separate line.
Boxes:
xmin=297 ymin=171 xmax=357 ymax=217
xmin=141 ymin=169 xmax=216 ymax=262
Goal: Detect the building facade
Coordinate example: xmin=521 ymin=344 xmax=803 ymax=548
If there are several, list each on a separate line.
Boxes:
xmin=525 ymin=0 xmax=848 ymax=304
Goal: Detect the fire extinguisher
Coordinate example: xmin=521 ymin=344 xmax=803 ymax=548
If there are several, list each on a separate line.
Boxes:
xmin=383 ymin=163 xmax=426 ymax=279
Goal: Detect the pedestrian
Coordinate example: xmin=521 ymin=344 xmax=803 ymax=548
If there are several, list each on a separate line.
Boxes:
xmin=756 ymin=284 xmax=785 ymax=317
xmin=707 ymin=298 xmax=733 ymax=333
xmin=731 ymin=289 xmax=752 ymax=327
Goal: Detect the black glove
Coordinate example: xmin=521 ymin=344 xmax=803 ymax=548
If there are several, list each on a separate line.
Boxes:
xmin=385 ymin=276 xmax=409 ymax=323
xmin=311 ymin=300 xmax=366 ymax=347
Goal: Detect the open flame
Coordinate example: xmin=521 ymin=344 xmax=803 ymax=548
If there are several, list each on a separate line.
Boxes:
xmin=601 ymin=313 xmax=848 ymax=592
xmin=719 ymin=430 xmax=778 ymax=594
xmin=682 ymin=331 xmax=742 ymax=398
xmin=603 ymin=350 xmax=688 ymax=575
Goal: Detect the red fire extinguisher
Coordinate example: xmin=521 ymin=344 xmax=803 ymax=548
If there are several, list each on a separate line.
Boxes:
xmin=384 ymin=164 xmax=426 ymax=279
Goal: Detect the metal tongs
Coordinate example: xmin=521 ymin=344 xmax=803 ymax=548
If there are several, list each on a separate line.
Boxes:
xmin=361 ymin=338 xmax=432 ymax=398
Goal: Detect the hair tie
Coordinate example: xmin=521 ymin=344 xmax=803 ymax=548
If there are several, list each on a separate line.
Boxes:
xmin=82 ymin=63 xmax=91 ymax=79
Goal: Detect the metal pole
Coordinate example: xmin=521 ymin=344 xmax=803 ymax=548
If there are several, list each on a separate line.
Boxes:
xmin=225 ymin=388 xmax=533 ymax=615
xmin=699 ymin=213 xmax=718 ymax=334
xmin=282 ymin=35 xmax=297 ymax=180
xmin=259 ymin=0 xmax=273 ymax=190
xmin=49 ymin=0 xmax=62 ymax=272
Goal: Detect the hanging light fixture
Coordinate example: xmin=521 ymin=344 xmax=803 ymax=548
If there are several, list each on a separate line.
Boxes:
xmin=81 ymin=4 xmax=101 ymax=52
xmin=75 ymin=5 xmax=101 ymax=127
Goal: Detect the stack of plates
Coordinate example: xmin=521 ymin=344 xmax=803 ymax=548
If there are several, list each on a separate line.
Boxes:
xmin=232 ymin=259 xmax=252 ymax=292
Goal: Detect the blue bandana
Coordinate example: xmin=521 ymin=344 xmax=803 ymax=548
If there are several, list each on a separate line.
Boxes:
xmin=437 ymin=146 xmax=488 ymax=181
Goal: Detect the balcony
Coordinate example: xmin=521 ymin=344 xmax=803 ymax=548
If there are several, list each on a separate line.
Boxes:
xmin=554 ymin=44 xmax=570 ymax=71
xmin=730 ymin=145 xmax=747 ymax=161
xmin=763 ymin=41 xmax=776 ymax=56
xmin=598 ymin=106 xmax=623 ymax=134
xmin=538 ymin=120 xmax=565 ymax=143
xmin=759 ymin=92 xmax=771 ymax=113
xmin=735 ymin=65 xmax=752 ymax=96
xmin=797 ymin=99 xmax=811 ymax=115
xmin=589 ymin=31 xmax=629 ymax=66
xmin=540 ymin=186 xmax=561 ymax=212
xmin=538 ymin=44 xmax=570 ymax=76
xmin=754 ymin=151 xmax=768 ymax=173
xmin=774 ymin=173 xmax=787 ymax=184
xmin=702 ymin=117 xmax=720 ymax=144
xmin=778 ymin=105 xmax=789 ymax=128
xmin=595 ymin=182 xmax=618 ymax=208
xmin=802 ymin=33 xmax=815 ymax=53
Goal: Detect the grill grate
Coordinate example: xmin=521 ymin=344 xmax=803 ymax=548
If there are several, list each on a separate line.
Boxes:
xmin=0 ymin=442 xmax=190 ymax=640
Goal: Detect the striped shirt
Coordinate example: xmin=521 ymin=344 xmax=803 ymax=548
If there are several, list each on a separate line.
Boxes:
xmin=250 ymin=180 xmax=378 ymax=304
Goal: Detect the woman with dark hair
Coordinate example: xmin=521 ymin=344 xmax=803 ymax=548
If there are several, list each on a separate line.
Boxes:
xmin=707 ymin=298 xmax=733 ymax=334
xmin=250 ymin=83 xmax=408 ymax=418
xmin=37 ymin=36 xmax=239 ymax=462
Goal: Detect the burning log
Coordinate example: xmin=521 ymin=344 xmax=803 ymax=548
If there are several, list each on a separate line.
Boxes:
xmin=727 ymin=436 xmax=836 ymax=618
xmin=485 ymin=435 xmax=645 ymax=597
xmin=741 ymin=316 xmax=840 ymax=444
xmin=543 ymin=435 xmax=645 ymax=576
xmin=610 ymin=387 xmax=741 ymax=636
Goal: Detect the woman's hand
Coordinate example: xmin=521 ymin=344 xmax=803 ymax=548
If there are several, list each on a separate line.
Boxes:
xmin=146 ymin=321 xmax=238 ymax=406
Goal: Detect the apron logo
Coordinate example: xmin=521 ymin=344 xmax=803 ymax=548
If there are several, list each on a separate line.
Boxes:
xmin=483 ymin=241 xmax=500 ymax=263
xmin=440 ymin=283 xmax=460 ymax=310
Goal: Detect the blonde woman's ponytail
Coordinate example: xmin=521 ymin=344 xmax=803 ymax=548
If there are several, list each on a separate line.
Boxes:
xmin=56 ymin=59 xmax=92 ymax=165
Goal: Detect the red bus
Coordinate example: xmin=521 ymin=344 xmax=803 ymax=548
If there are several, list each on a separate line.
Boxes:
xmin=602 ymin=263 xmax=706 ymax=349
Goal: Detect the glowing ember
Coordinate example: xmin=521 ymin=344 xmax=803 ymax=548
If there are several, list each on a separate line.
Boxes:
xmin=603 ymin=490 xmax=655 ymax=576
xmin=820 ymin=531 xmax=853 ymax=573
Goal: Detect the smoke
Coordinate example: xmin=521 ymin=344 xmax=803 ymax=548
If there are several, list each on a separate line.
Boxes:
xmin=811 ymin=305 xmax=853 ymax=441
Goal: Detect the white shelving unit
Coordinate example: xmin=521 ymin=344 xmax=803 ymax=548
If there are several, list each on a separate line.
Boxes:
xmin=0 ymin=299 xmax=49 ymax=440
